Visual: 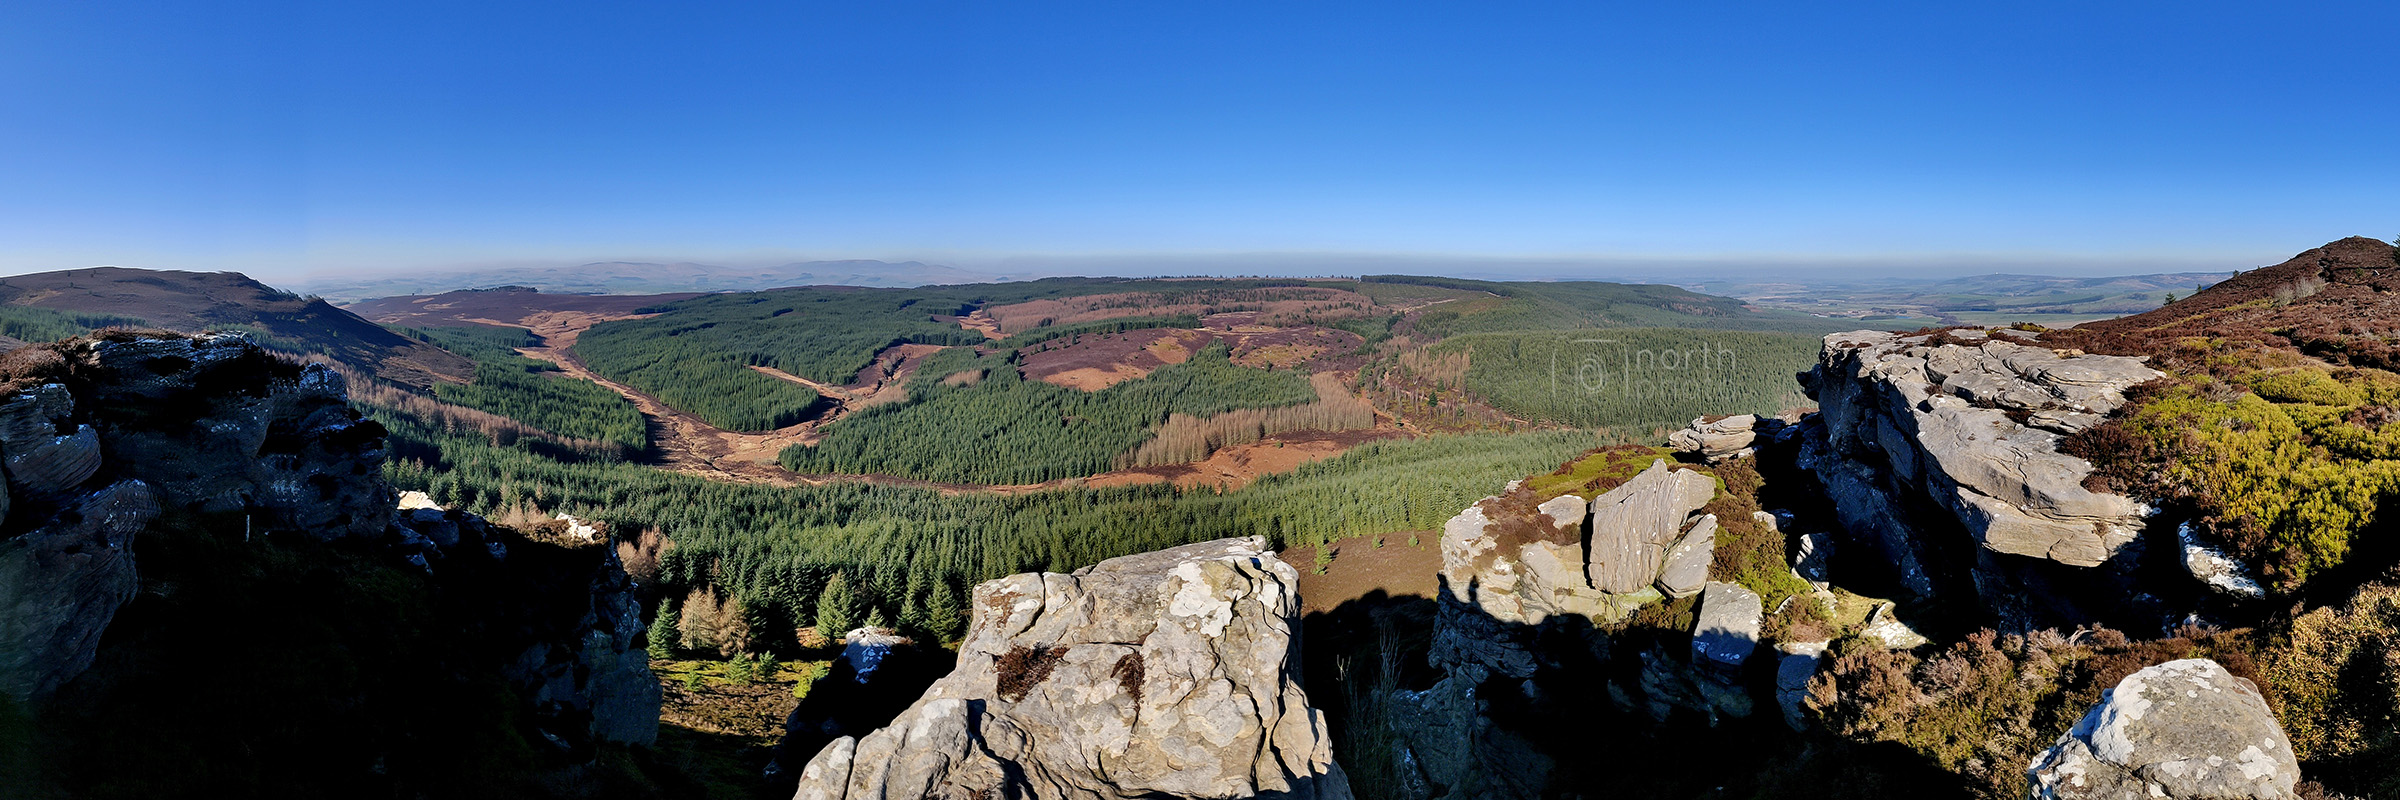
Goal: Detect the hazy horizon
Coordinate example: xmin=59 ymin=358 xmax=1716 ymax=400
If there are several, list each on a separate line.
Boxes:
xmin=6 ymin=2 xmax=2393 ymax=285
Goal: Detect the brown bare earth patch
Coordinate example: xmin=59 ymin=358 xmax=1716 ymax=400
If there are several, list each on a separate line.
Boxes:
xmin=1018 ymin=325 xmax=1366 ymax=389
xmin=1227 ymin=326 xmax=1365 ymax=370
xmin=1020 ymin=328 xmax=1219 ymax=390
xmin=1044 ymin=366 xmax=1149 ymax=391
xmin=982 ymin=287 xmax=1375 ymax=334
xmin=1284 ymin=532 xmax=1443 ymax=615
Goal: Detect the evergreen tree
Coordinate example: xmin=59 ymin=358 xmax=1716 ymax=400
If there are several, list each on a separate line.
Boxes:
xmin=816 ymin=572 xmax=859 ymax=637
xmin=647 ymin=597 xmax=679 ymax=660
xmin=922 ymin=581 xmax=964 ymax=642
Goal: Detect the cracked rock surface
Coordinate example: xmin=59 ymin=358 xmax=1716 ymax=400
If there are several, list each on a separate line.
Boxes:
xmin=2029 ymin=659 xmax=2299 ymax=800
xmin=792 ymin=536 xmax=1349 ymax=800
xmin=1805 ymin=329 xmax=2160 ymax=568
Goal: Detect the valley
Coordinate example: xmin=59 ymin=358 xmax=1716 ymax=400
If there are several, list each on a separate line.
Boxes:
xmin=6 ymin=242 xmax=2397 ymax=800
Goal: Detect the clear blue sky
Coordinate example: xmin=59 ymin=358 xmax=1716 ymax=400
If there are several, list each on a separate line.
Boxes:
xmin=2 ymin=1 xmax=2393 ymax=281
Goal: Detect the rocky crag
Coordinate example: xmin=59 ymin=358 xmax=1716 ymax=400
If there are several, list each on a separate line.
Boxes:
xmin=1799 ymin=327 xmax=2174 ymax=628
xmin=791 ymin=536 xmax=1350 ymax=800
xmin=0 ymin=331 xmax=655 ymax=793
xmin=1389 ymin=454 xmax=1800 ymax=798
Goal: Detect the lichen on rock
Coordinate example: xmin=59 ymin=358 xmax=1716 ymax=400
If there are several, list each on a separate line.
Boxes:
xmin=2028 ymin=659 xmax=2300 ymax=800
xmin=791 ymin=536 xmax=1349 ymax=800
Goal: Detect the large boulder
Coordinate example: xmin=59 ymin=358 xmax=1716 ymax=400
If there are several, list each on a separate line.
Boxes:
xmin=791 ymin=537 xmax=1349 ymax=800
xmin=1585 ymin=460 xmax=1719 ymax=594
xmin=2028 ymin=659 xmax=2300 ymax=800
xmin=393 ymin=500 xmax=659 ymax=749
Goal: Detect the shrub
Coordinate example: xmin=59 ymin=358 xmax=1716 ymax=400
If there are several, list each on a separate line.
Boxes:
xmin=2263 ymin=583 xmax=2400 ymax=794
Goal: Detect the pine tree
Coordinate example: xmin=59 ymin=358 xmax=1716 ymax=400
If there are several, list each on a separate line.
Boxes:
xmin=923 ymin=581 xmax=964 ymax=642
xmin=647 ymin=597 xmax=679 ymax=660
xmin=816 ymin=572 xmax=859 ymax=637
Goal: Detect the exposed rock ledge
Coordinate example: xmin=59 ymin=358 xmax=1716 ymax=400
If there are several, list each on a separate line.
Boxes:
xmin=2028 ymin=659 xmax=2300 ymax=800
xmin=791 ymin=536 xmax=1350 ymax=800
xmin=1802 ymin=329 xmax=2160 ymax=569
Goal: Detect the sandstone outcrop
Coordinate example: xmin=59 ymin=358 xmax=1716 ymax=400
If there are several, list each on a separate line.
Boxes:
xmin=1401 ymin=460 xmax=1768 ymax=797
xmin=82 ymin=333 xmax=393 ymax=539
xmin=2028 ymin=659 xmax=2300 ymax=800
xmin=1667 ymin=414 xmax=1783 ymax=463
xmin=1804 ymin=329 xmax=2159 ymax=569
xmin=1429 ymin=459 xmax=1718 ymax=681
xmin=791 ymin=537 xmax=1349 ymax=800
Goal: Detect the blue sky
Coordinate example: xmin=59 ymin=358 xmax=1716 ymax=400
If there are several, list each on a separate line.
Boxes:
xmin=2 ymin=1 xmax=2394 ymax=282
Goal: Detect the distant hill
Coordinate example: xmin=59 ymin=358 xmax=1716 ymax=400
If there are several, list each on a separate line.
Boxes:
xmin=0 ymin=267 xmax=471 ymax=387
xmin=2056 ymin=236 xmax=2400 ymax=369
xmin=1695 ymin=270 xmax=2238 ymax=326
xmin=344 ymin=285 xmax=706 ymax=330
xmin=295 ymin=259 xmax=1010 ymax=302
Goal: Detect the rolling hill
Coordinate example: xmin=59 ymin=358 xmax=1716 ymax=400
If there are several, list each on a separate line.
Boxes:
xmin=0 ymin=268 xmax=472 ymax=387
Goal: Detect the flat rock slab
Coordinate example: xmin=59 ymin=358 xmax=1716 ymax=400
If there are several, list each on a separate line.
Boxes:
xmin=1691 ymin=581 xmax=1761 ymax=672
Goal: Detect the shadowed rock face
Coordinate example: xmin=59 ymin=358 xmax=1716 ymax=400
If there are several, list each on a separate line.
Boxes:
xmin=791 ymin=537 xmax=1350 ymax=800
xmin=2029 ymin=659 xmax=2300 ymax=800
xmin=0 ymin=332 xmax=395 ymax=704
xmin=0 ymin=482 xmax=156 ymax=701
xmin=0 ymin=331 xmax=658 ymax=759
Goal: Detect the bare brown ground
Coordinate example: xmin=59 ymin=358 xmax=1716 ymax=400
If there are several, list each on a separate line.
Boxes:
xmin=1282 ymin=531 xmax=1443 ymax=614
xmin=655 ymin=670 xmax=802 ymax=741
xmin=981 ymin=288 xmax=1374 ymax=334
xmin=1018 ymin=325 xmax=1362 ymax=391
xmin=953 ymin=310 xmax=1004 ymax=340
xmin=1020 ymin=328 xmax=1214 ymax=389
